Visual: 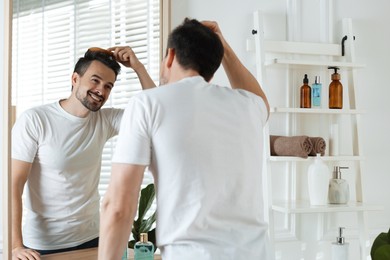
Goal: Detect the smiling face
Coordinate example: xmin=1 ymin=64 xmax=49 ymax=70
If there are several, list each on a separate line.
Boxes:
xmin=72 ymin=60 xmax=116 ymax=112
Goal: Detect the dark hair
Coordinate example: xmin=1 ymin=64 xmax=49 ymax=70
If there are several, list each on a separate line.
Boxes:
xmin=73 ymin=49 xmax=121 ymax=79
xmin=167 ymin=18 xmax=224 ymax=82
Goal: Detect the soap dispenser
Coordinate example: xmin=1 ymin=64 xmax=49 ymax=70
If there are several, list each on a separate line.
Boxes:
xmin=328 ymin=166 xmax=349 ymax=204
xmin=300 ymin=74 xmax=311 ymax=108
xmin=328 ymin=66 xmax=343 ymax=109
xmin=308 ymin=154 xmax=329 ymax=205
xmin=331 ymin=227 xmax=349 ymax=260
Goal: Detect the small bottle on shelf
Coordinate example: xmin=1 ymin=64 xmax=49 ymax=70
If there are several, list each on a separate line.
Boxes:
xmin=311 ymin=76 xmax=322 ymax=108
xmin=134 ymin=233 xmax=154 ymax=260
xmin=328 ymin=67 xmax=343 ymax=109
xmin=300 ymin=74 xmax=311 ymax=108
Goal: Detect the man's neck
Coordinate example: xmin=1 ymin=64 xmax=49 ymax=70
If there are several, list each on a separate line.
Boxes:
xmin=168 ymin=65 xmax=200 ymax=84
xmin=59 ymin=97 xmax=90 ymax=118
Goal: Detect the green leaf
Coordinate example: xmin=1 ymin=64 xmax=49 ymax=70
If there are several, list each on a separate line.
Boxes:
xmin=134 ymin=184 xmax=155 ymax=226
xmin=371 ymin=229 xmax=390 ymax=259
xmin=374 ymin=245 xmax=390 ymax=260
xmin=139 ymin=211 xmax=157 ymax=233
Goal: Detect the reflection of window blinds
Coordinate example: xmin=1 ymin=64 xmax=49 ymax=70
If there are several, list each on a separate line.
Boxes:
xmin=12 ymin=0 xmax=159 ymax=201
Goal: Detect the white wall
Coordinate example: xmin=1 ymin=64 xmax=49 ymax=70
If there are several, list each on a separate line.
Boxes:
xmin=171 ymin=0 xmax=390 ymax=259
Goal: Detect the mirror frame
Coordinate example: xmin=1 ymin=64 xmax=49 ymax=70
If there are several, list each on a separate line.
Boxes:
xmin=2 ymin=0 xmax=12 ymax=258
xmin=2 ymin=1 xmax=170 ymax=259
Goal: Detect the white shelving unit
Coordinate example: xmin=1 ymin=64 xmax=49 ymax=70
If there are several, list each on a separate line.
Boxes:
xmin=251 ymin=10 xmax=383 ymax=260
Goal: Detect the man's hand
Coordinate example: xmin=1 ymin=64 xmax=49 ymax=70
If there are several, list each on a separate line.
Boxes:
xmin=107 ymin=46 xmax=156 ymax=90
xmin=108 ymin=46 xmax=143 ymax=71
xmin=201 ymin=20 xmax=221 ymax=34
xmin=201 ymin=21 xmax=227 ymax=47
xmin=12 ymin=246 xmax=40 ymax=260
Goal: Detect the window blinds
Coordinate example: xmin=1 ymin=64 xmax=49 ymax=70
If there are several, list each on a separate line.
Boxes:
xmin=12 ymin=0 xmax=160 ymax=198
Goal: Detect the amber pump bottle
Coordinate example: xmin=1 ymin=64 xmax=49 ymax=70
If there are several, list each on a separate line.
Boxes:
xmin=328 ymin=67 xmax=343 ymax=109
xmin=300 ymin=74 xmax=311 ymax=108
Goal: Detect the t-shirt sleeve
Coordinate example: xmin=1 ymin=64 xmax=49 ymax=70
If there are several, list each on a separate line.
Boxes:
xmin=101 ymin=108 xmax=124 ymax=138
xmin=237 ymin=88 xmax=269 ymax=126
xmin=12 ymin=111 xmax=40 ymax=163
xmin=112 ymin=97 xmax=151 ymax=165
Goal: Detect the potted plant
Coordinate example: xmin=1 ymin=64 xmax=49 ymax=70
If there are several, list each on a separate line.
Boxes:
xmin=128 ymin=183 xmax=157 ymax=251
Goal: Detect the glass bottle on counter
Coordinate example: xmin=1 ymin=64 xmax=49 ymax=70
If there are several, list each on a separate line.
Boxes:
xmin=134 ymin=233 xmax=154 ymax=260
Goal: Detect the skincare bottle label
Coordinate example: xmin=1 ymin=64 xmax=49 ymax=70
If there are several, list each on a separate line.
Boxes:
xmin=312 ymin=84 xmax=322 ymax=107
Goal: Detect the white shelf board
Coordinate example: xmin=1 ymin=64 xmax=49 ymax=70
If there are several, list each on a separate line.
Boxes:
xmin=269 ymin=155 xmax=364 ymax=162
xmin=265 ymin=58 xmax=365 ymax=68
xmin=272 ymin=200 xmax=384 ymax=214
xmin=270 ymin=107 xmax=364 ymax=114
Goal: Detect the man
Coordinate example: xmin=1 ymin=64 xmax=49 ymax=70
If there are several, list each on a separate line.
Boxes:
xmin=12 ymin=46 xmax=155 ymax=259
xmin=99 ymin=18 xmax=272 ymax=260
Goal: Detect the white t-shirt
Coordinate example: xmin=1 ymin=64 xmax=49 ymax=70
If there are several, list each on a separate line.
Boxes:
xmin=113 ymin=76 xmax=271 ymax=260
xmin=12 ymin=101 xmax=123 ymax=250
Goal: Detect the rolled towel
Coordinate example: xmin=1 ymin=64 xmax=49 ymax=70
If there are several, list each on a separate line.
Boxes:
xmin=309 ymin=137 xmax=326 ymax=156
xmin=270 ymin=135 xmax=313 ymax=158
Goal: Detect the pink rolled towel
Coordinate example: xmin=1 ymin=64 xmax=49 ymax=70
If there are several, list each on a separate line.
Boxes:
xmin=309 ymin=137 xmax=326 ymax=156
xmin=270 ymin=135 xmax=313 ymax=158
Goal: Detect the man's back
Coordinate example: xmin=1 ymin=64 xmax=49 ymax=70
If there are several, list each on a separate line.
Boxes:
xmin=114 ymin=76 xmax=270 ymax=259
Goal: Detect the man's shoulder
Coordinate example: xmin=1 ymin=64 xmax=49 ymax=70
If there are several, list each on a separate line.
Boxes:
xmin=20 ymin=102 xmax=58 ymax=117
xmin=98 ymin=107 xmax=124 ymax=122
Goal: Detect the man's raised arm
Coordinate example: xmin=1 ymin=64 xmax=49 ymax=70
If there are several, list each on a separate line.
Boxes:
xmin=202 ymin=21 xmax=270 ymax=115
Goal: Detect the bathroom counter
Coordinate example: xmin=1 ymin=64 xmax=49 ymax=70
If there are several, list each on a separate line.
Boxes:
xmin=41 ymin=248 xmax=162 ymax=260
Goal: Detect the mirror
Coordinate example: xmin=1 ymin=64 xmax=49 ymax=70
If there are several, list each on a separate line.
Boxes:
xmin=4 ymin=0 xmax=170 ymax=258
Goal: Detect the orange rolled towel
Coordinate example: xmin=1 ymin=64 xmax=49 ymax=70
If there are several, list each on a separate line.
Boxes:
xmin=309 ymin=137 xmax=326 ymax=156
xmin=270 ymin=135 xmax=313 ymax=158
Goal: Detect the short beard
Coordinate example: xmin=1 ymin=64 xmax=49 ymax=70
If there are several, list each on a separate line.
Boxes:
xmin=80 ymin=96 xmax=102 ymax=112
xmin=77 ymin=90 xmax=103 ymax=112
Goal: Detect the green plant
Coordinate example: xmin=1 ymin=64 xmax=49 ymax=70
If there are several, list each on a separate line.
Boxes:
xmin=371 ymin=228 xmax=390 ymax=260
xmin=128 ymin=183 xmax=157 ymax=251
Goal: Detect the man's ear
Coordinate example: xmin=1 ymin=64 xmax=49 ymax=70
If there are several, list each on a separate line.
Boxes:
xmin=165 ymin=48 xmax=175 ymax=68
xmin=71 ymin=72 xmax=79 ymax=86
